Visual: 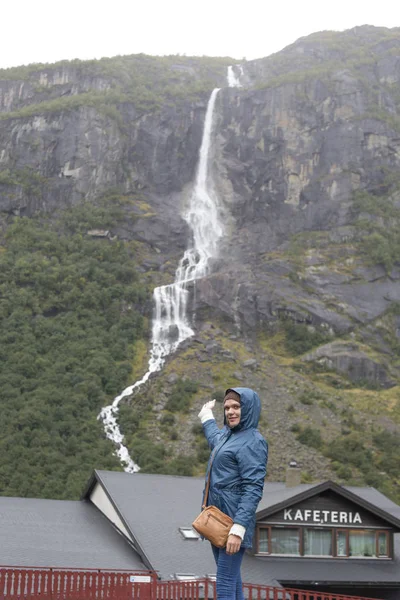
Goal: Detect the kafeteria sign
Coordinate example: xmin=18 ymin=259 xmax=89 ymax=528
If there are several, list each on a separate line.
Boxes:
xmin=284 ymin=509 xmax=362 ymax=525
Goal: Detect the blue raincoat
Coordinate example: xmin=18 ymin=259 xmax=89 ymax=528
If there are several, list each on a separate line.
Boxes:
xmin=202 ymin=387 xmax=268 ymax=548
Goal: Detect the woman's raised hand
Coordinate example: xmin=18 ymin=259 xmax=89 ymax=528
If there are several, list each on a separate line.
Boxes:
xmin=198 ymin=399 xmax=216 ymax=422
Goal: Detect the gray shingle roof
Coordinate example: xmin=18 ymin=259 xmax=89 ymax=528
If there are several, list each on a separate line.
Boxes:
xmin=91 ymin=471 xmax=400 ymax=585
xmin=345 ymin=485 xmax=400 ymax=519
xmin=93 ymin=470 xmax=218 ymax=580
xmin=257 ymin=482 xmax=320 ymax=511
xmin=0 ymin=495 xmax=146 ymax=570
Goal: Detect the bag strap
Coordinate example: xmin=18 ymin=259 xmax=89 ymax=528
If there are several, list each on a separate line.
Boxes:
xmin=202 ymin=432 xmax=230 ymax=508
xmin=202 ymin=460 xmax=212 ymax=509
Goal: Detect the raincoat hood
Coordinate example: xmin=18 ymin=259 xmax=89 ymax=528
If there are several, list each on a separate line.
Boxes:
xmin=224 ymin=387 xmax=261 ymax=431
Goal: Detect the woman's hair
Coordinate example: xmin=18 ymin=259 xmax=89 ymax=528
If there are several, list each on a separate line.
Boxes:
xmin=223 ymin=389 xmax=241 ymax=403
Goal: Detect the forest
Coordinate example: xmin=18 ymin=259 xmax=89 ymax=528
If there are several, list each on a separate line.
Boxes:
xmin=0 ymin=198 xmax=149 ymax=498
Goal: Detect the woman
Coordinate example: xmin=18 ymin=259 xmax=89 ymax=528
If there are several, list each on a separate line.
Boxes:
xmin=198 ymin=387 xmax=268 ymax=600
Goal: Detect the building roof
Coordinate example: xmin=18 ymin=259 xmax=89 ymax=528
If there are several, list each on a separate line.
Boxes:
xmin=345 ymin=485 xmax=400 ymax=520
xmin=84 ymin=470 xmax=400 ymax=585
xmin=0 ymin=495 xmax=146 ymax=570
xmin=86 ymin=470 xmax=221 ymax=581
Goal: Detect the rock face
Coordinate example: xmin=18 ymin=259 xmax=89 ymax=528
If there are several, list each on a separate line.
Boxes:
xmin=0 ymin=89 xmax=209 ymax=257
xmin=193 ymin=29 xmax=400 ymax=378
xmin=1 ymin=28 xmax=400 ymax=385
xmin=302 ymin=341 xmax=395 ymax=388
xmin=203 ymin=36 xmax=400 ymax=331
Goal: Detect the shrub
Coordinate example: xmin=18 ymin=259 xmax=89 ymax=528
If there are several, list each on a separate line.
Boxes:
xmin=332 ymin=461 xmax=352 ymax=480
xmin=166 ymin=456 xmax=194 ymax=476
xmin=196 ymin=438 xmax=211 ymax=463
xmin=299 ymin=393 xmax=313 ymax=405
xmin=325 ymin=433 xmax=372 ymax=471
xmin=191 ymin=422 xmax=204 ymax=436
xmin=128 ymin=436 xmax=166 ymax=473
xmin=297 ymin=426 xmax=323 ymax=449
xmin=169 ymin=429 xmax=179 ymax=441
xmin=373 ymin=430 xmax=400 ymax=478
xmin=165 ymin=378 xmax=199 ymax=412
xmin=160 ymin=413 xmax=176 ymax=428
xmin=282 ymin=319 xmax=330 ymax=355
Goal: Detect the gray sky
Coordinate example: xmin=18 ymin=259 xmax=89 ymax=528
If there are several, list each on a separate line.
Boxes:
xmin=1 ymin=0 xmax=400 ymax=69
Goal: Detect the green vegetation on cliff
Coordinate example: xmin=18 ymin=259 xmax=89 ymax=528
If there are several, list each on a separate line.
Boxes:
xmin=253 ymin=26 xmax=400 ymax=92
xmin=0 ymin=54 xmax=234 ymax=120
xmin=0 ymin=199 xmax=149 ymax=499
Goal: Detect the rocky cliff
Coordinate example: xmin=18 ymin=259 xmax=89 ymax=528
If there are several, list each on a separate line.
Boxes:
xmin=1 ymin=28 xmax=400 ymax=499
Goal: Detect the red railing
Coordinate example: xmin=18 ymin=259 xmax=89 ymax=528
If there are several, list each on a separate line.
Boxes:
xmin=0 ymin=567 xmax=155 ymax=600
xmin=157 ymin=580 xmax=382 ymax=600
xmin=243 ymin=584 xmax=381 ymax=600
xmin=0 ymin=568 xmax=382 ymax=600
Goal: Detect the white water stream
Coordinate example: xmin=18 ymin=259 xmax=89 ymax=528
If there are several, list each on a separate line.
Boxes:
xmin=99 ymin=87 xmax=225 ymax=471
xmin=227 ymin=65 xmax=243 ymax=88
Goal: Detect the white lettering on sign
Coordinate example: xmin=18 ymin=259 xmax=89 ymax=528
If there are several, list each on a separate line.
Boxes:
xmin=283 ymin=509 xmax=362 ymax=524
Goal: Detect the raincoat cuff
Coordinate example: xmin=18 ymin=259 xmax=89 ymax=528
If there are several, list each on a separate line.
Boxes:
xmin=229 ymin=524 xmax=246 ymax=540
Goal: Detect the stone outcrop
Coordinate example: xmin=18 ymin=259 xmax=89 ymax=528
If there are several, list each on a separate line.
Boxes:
xmin=302 ymin=341 xmax=395 ymax=388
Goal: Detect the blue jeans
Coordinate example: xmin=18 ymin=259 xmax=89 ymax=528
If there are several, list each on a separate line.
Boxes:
xmin=211 ymin=545 xmax=245 ymax=600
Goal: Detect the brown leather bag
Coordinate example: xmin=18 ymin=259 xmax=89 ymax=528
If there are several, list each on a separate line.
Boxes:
xmin=192 ymin=505 xmax=233 ymax=548
xmin=192 ymin=456 xmax=233 ymax=548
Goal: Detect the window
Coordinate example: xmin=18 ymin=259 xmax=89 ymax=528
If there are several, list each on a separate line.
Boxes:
xmin=337 ymin=530 xmax=347 ymax=557
xmin=258 ymin=526 xmax=392 ymax=558
xmin=349 ymin=530 xmax=376 ymax=557
xmin=258 ymin=528 xmax=269 ymax=553
xmin=378 ymin=531 xmax=389 ymax=557
xmin=336 ymin=529 xmax=392 ymax=558
xmin=271 ymin=527 xmax=300 ymax=555
xmin=304 ymin=528 xmax=332 ymax=556
xmin=179 ymin=527 xmax=200 ymax=540
xmin=259 ymin=526 xmax=300 ymax=555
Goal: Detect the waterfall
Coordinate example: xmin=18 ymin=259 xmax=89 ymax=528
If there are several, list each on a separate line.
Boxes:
xmin=98 ymin=87 xmax=224 ymax=472
xmin=227 ymin=65 xmax=243 ymax=88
